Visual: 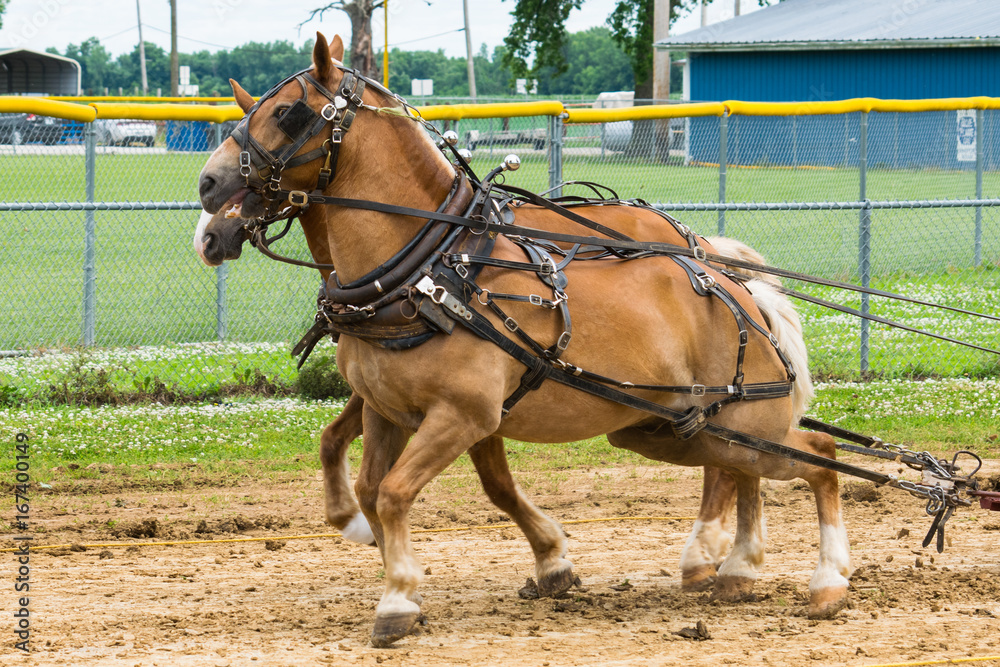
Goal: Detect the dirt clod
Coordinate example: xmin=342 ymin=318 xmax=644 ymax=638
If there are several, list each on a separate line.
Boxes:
xmin=673 ymin=620 xmax=712 ymax=641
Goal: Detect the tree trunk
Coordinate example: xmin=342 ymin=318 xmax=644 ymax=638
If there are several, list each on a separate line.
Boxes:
xmin=344 ymin=1 xmax=378 ymax=80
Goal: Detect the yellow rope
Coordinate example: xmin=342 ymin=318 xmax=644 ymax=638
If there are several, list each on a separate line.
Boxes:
xmin=862 ymin=657 xmax=1000 ymax=667
xmin=0 ymin=515 xmax=695 ymax=553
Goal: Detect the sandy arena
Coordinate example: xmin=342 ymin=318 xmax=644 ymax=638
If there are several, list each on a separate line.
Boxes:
xmin=4 ymin=458 xmax=999 ymax=666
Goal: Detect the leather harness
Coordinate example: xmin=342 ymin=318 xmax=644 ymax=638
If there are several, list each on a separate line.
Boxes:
xmin=219 ymin=63 xmax=1000 ymax=550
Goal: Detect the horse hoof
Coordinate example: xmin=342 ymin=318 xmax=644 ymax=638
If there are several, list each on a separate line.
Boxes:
xmin=807 ymin=587 xmax=848 ymax=619
xmin=681 ymin=564 xmax=717 ymax=592
xmin=370 ymin=611 xmax=420 ymax=648
xmin=711 ymin=575 xmax=757 ymax=603
xmin=537 ymin=565 xmax=577 ymax=598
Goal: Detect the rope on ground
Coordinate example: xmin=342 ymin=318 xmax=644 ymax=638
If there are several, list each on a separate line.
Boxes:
xmin=0 ymin=515 xmax=696 ymax=553
xmin=863 ymin=657 xmax=1000 ymax=667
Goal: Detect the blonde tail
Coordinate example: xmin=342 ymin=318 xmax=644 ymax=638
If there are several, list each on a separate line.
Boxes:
xmin=707 ymin=237 xmax=813 ymax=422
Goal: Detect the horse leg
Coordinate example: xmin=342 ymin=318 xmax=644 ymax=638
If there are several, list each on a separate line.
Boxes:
xmin=791 ymin=429 xmax=851 ymax=619
xmin=319 ymin=394 xmax=375 ymax=545
xmin=369 ymin=408 xmax=496 ymax=647
xmin=712 ymin=473 xmax=765 ymax=603
xmin=680 ymin=467 xmax=736 ymax=591
xmin=468 ymin=435 xmax=576 ymax=597
xmin=354 ymin=405 xmax=411 ymax=565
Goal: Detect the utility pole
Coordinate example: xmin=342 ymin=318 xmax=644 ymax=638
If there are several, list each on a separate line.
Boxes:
xmin=136 ymin=0 xmax=148 ymax=95
xmin=169 ymin=0 xmax=178 ymax=96
xmin=734 ymin=0 xmax=741 ymax=16
xmin=653 ymin=0 xmax=670 ymax=102
xmin=701 ymin=0 xmax=708 ymax=27
xmin=463 ymin=0 xmax=477 ymax=100
xmin=383 ymin=0 xmax=389 ymax=88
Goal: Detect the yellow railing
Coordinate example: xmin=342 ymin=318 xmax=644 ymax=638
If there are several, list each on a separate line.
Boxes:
xmin=2 ymin=95 xmax=1000 ymax=124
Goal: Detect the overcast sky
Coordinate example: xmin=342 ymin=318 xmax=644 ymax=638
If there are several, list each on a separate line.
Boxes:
xmin=0 ymin=0 xmax=762 ymax=59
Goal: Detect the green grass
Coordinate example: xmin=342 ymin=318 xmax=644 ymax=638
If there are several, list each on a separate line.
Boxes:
xmin=0 ymin=378 xmax=996 ymax=492
xmin=1 ymin=150 xmax=997 ymax=380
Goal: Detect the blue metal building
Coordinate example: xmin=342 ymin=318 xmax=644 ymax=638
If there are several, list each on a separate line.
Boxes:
xmin=657 ymin=0 xmax=1000 ymax=169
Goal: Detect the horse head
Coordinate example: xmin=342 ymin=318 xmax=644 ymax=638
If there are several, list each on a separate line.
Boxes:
xmin=195 ymin=32 xmax=456 ymax=283
xmin=195 ymin=34 xmax=351 ymax=266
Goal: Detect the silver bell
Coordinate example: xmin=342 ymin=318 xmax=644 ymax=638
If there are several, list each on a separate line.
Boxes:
xmin=502 ymin=154 xmax=521 ymax=172
xmin=442 ymin=130 xmax=458 ymax=146
xmin=457 ymin=148 xmax=472 ymax=160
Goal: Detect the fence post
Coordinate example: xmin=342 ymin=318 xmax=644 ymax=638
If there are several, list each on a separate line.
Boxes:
xmin=718 ymin=112 xmax=728 ymax=236
xmin=858 ymin=111 xmax=871 ymax=375
xmin=215 ymin=263 xmax=228 ymax=341
xmin=82 ymin=123 xmax=97 ymax=346
xmin=547 ymin=113 xmax=565 ymax=198
xmin=214 ymin=122 xmax=223 ymax=150
xmin=975 ymin=108 xmax=983 ymax=267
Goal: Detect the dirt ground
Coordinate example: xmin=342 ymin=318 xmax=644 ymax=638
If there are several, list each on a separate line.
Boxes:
xmin=4 ymin=457 xmax=1000 ymax=667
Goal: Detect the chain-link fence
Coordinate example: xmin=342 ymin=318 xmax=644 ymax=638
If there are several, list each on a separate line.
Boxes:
xmin=1 ymin=99 xmax=997 ymax=400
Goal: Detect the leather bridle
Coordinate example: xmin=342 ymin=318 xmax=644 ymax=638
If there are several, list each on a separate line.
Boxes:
xmin=228 ymin=65 xmax=368 ymax=220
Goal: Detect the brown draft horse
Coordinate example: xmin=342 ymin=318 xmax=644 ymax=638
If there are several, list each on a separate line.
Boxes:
xmin=196 ymin=33 xmax=850 ymax=647
xmin=194 ymin=205 xmax=808 ymax=585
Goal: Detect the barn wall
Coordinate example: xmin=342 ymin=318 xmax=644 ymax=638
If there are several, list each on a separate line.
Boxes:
xmin=686 ymin=47 xmax=1000 ymax=170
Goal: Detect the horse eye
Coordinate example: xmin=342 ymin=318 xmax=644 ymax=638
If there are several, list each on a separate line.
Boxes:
xmin=274 ymin=105 xmax=289 ymax=118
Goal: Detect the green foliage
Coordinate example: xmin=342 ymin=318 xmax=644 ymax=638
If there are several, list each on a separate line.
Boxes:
xmin=0 ymin=0 xmax=7 ymax=30
xmin=296 ymin=352 xmax=353 ymax=401
xmin=502 ymin=0 xmax=583 ymax=84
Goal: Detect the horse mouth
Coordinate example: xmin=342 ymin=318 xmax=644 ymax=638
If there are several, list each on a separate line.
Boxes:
xmin=222 ymin=188 xmax=251 ymax=218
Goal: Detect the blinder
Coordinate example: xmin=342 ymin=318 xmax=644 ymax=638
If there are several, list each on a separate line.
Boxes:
xmin=277 ymin=98 xmax=321 ymax=139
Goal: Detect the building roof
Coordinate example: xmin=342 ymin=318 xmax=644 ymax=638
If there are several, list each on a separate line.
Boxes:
xmin=0 ymin=48 xmax=81 ymax=95
xmin=657 ymin=0 xmax=1000 ymax=51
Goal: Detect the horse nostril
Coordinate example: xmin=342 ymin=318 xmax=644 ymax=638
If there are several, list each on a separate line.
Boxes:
xmin=199 ymin=175 xmax=217 ymax=199
xmin=203 ymin=233 xmax=216 ymax=251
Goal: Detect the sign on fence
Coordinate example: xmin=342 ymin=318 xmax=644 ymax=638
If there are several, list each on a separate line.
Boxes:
xmin=957 ymin=109 xmax=977 ymax=162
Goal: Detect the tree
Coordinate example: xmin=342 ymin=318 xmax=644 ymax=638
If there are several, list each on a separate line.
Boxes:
xmin=300 ymin=1 xmax=384 ymax=79
xmin=502 ymin=0 xmax=582 ymax=86
xmin=505 ymin=0 xmax=777 ymax=98
xmin=0 ymin=0 xmax=7 ymax=30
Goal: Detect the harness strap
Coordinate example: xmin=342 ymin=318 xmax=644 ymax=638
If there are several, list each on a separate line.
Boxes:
xmin=441 ymin=290 xmax=897 ymax=486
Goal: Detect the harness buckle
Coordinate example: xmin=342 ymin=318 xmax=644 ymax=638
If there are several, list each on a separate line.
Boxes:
xmin=331 ymin=127 xmax=343 ymax=144
xmin=691 ymin=384 xmax=706 ymax=397
xmin=529 ymin=294 xmax=543 ymax=306
xmin=321 ymin=103 xmax=337 ymax=121
xmin=556 ymin=331 xmax=572 ymax=351
xmin=455 ymin=263 xmax=469 ymax=279
xmin=696 ymin=273 xmax=716 ymax=290
xmin=693 ymin=246 xmax=707 ymax=261
xmin=239 ymin=151 xmax=252 ymax=177
xmin=504 ymin=317 xmax=519 ymax=333
xmin=288 ymin=190 xmax=309 ymax=207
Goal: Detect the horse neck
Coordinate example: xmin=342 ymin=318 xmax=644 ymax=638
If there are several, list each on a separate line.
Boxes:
xmin=316 ymin=112 xmax=457 ymax=285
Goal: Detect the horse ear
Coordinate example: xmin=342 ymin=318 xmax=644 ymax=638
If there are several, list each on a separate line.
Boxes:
xmin=329 ymin=34 xmax=345 ymax=63
xmin=313 ymin=32 xmax=332 ymax=81
xmin=229 ymin=79 xmax=254 ymax=113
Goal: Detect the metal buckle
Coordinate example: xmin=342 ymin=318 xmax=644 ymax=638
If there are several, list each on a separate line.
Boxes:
xmin=331 ymin=127 xmax=343 ymax=144
xmin=528 ymin=294 xmax=543 ymax=306
xmin=691 ymin=384 xmax=706 ymax=397
xmin=288 ymin=190 xmax=309 ymax=207
xmin=321 ymin=103 xmax=337 ymax=121
xmin=239 ymin=151 xmax=252 ymax=177
xmin=696 ymin=273 xmax=716 ymax=290
xmin=693 ymin=246 xmax=707 ymax=261
xmin=455 ymin=263 xmax=469 ymax=279
xmin=504 ymin=317 xmax=519 ymax=333
xmin=556 ymin=331 xmax=572 ymax=350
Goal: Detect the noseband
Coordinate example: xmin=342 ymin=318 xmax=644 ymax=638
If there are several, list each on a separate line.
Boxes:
xmin=229 ymin=66 xmax=367 ymax=218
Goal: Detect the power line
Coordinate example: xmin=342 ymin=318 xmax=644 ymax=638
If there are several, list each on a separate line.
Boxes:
xmin=388 ymin=27 xmax=465 ymax=49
